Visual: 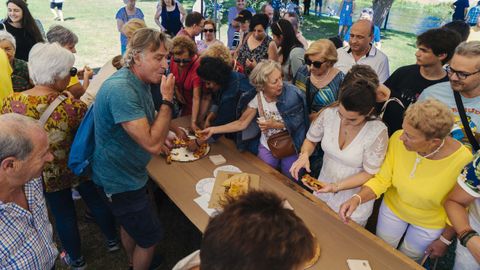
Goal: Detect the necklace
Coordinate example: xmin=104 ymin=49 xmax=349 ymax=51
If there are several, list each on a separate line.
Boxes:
xmin=311 ymin=69 xmax=331 ymax=84
xmin=409 ymin=139 xmax=445 ymax=178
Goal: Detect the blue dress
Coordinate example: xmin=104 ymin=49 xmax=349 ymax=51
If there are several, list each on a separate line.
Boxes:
xmin=115 ymin=7 xmax=145 ymax=54
xmin=338 ymin=0 xmax=353 ymax=26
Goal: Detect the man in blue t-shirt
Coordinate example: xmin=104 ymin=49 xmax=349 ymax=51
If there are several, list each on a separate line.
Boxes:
xmin=419 ymin=41 xmax=480 ymax=150
xmin=93 ymin=28 xmax=175 ymax=269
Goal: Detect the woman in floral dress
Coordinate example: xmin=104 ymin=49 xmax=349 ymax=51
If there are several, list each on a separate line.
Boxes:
xmin=1 ymin=43 xmax=118 ymax=269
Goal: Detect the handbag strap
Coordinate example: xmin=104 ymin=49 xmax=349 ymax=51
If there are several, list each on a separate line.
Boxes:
xmin=39 ymin=95 xmax=67 ymax=126
xmin=379 ymin=97 xmax=404 ymax=119
xmin=257 ymin=92 xmax=266 ymax=118
xmin=453 ymin=90 xmax=480 ymax=151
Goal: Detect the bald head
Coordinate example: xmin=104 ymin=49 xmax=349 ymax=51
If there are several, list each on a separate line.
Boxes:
xmin=352 ymin=20 xmax=374 ymax=37
xmin=349 ymin=20 xmax=374 ymax=54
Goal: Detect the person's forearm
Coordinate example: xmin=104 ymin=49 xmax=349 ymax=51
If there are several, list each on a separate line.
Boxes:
xmin=441 ymin=225 xmax=456 ymax=242
xmin=191 ymin=89 xmax=201 ymax=126
xmin=445 ymin=199 xmax=472 ymax=235
xmin=149 ymin=105 xmax=173 ymax=149
xmin=336 ymin=171 xmax=373 ymax=192
xmin=356 ymin=186 xmax=377 ymax=204
xmin=82 ymin=77 xmax=90 ymax=91
xmin=299 ymin=139 xmax=316 ymax=157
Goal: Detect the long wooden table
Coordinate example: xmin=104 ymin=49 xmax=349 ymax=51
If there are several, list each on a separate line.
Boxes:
xmin=147 ymin=117 xmax=422 ymax=270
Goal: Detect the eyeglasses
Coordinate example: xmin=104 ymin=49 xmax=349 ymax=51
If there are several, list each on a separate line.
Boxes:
xmin=173 ymin=58 xmax=192 ymax=64
xmin=69 ymin=67 xmax=77 ymax=77
xmin=203 ymin=29 xmax=215 ymax=33
xmin=445 ymin=65 xmax=480 ymax=80
xmin=304 ymin=57 xmax=324 ymax=68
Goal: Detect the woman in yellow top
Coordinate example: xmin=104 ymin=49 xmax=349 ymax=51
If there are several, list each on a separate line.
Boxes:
xmin=339 ymin=99 xmax=472 ymax=261
xmin=0 ymin=48 xmax=13 ymax=103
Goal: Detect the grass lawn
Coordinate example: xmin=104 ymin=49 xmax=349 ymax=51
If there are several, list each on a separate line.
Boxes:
xmin=2 ymin=0 xmax=417 ymax=71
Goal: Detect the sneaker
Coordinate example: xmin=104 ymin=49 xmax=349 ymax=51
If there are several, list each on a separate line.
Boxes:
xmin=60 ymin=251 xmax=87 ymax=270
xmin=106 ymin=239 xmax=120 ymax=252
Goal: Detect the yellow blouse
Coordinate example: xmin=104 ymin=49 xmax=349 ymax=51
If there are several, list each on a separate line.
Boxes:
xmin=364 ymin=131 xmax=472 ymax=229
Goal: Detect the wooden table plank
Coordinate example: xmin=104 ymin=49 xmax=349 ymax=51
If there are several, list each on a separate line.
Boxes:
xmin=147 ymin=117 xmax=422 ymax=270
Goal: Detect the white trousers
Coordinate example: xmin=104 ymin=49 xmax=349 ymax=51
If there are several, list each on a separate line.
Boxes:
xmin=376 ymin=201 xmax=443 ymax=262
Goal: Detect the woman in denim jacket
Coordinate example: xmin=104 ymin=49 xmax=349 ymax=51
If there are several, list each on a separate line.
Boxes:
xmin=201 ymin=60 xmax=309 ymax=179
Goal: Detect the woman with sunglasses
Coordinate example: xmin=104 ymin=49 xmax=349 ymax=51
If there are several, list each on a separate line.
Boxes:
xmin=196 ymin=19 xmax=223 ymax=54
xmin=1 ymin=0 xmax=44 ymax=61
xmin=293 ymin=39 xmax=344 ymax=118
xmin=1 ymin=43 xmax=119 ymax=269
xmin=290 ymin=74 xmax=388 ymax=227
xmin=271 ymin=19 xmax=305 ymax=82
xmin=170 ymin=36 xmax=203 ymax=130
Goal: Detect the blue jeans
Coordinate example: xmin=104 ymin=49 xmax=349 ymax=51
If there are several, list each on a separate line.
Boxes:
xmin=45 ymin=180 xmax=117 ymax=260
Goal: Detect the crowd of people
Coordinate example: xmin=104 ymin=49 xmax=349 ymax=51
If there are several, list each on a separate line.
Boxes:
xmin=1 ymin=0 xmax=480 ymax=269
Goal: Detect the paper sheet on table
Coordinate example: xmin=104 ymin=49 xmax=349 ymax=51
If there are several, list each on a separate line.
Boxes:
xmin=194 ymin=194 xmax=217 ymax=217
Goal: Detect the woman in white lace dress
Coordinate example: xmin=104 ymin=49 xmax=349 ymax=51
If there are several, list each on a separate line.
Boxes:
xmin=290 ymin=74 xmax=388 ymax=226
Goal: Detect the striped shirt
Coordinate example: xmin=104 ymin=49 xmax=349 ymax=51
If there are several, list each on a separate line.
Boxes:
xmin=0 ymin=178 xmax=58 ymax=270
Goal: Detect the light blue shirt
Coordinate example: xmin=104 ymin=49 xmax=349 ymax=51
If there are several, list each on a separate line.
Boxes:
xmin=93 ymin=67 xmax=155 ymax=195
xmin=419 ymin=81 xmax=480 ymax=149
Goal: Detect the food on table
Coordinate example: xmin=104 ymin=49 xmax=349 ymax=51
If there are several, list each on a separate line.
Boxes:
xmin=222 ymin=173 xmax=250 ymax=199
xmin=301 ymin=174 xmax=326 ymax=192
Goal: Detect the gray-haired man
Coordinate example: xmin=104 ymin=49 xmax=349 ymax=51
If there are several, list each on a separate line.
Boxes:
xmin=0 ymin=113 xmax=57 ymax=270
xmin=93 ymin=28 xmax=175 ymax=270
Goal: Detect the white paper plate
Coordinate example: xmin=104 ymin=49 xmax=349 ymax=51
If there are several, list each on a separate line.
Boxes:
xmin=195 ymin=177 xmax=215 ymax=196
xmin=213 ymin=165 xmax=242 ymax=177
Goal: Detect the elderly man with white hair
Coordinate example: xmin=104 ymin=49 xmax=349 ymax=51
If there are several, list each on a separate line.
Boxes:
xmin=0 ymin=113 xmax=57 ymax=270
xmin=93 ymin=28 xmax=175 ymax=270
xmin=1 ymin=42 xmax=119 ymax=270
xmin=0 ymin=31 xmax=33 ymax=92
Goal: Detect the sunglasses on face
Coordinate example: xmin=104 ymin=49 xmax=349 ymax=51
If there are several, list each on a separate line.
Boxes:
xmin=173 ymin=58 xmax=192 ymax=64
xmin=203 ymin=29 xmax=215 ymax=33
xmin=69 ymin=67 xmax=77 ymax=76
xmin=304 ymin=57 xmax=324 ymax=68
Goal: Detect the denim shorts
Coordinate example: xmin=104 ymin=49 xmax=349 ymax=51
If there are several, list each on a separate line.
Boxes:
xmin=107 ymin=186 xmax=163 ymax=248
xmin=50 ymin=2 xmax=63 ymax=9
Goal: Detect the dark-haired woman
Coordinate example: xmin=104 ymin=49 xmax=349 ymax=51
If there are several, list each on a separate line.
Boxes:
xmin=271 ymin=19 xmax=305 ymax=81
xmin=290 ymin=75 xmax=388 ymax=226
xmin=154 ymin=0 xmax=186 ymax=36
xmin=235 ymin=14 xmax=277 ymax=75
xmin=194 ymin=56 xmax=257 ymax=152
xmin=1 ymin=0 xmax=44 ymax=61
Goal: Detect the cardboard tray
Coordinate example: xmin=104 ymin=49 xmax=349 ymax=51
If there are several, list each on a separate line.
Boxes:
xmin=208 ymin=171 xmax=260 ymax=209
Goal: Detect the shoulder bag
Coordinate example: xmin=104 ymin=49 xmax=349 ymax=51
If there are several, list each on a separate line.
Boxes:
xmin=257 ymin=93 xmax=296 ymax=159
